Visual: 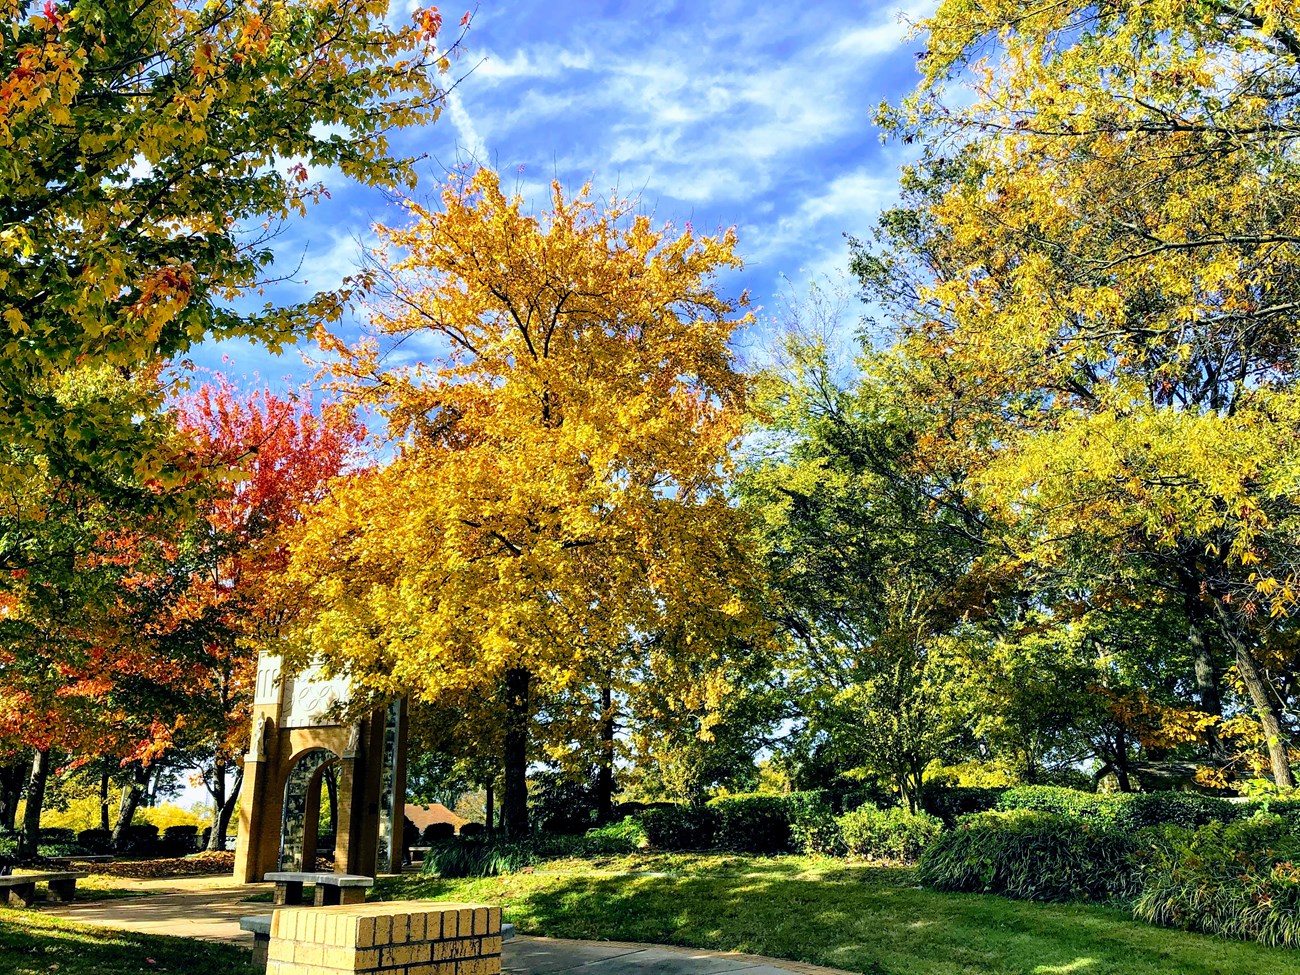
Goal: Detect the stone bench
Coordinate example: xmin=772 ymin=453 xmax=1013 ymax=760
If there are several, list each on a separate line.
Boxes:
xmin=266 ymin=901 xmax=502 ymax=975
xmin=241 ymin=914 xmax=273 ymax=967
xmin=0 ymin=871 xmax=87 ymax=907
xmin=45 ymin=854 xmax=112 ymax=867
xmin=265 ymin=871 xmax=373 ymax=907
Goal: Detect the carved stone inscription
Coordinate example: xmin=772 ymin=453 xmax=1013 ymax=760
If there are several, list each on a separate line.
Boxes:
xmin=254 ymin=655 xmax=283 ymax=706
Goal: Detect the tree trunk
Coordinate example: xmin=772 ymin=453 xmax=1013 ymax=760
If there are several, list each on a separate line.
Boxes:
xmin=1113 ymin=725 xmax=1134 ymax=793
xmin=1179 ymin=570 xmax=1228 ymax=761
xmin=111 ymin=764 xmax=151 ymax=850
xmin=16 ymin=749 xmax=50 ymax=860
xmin=0 ymin=757 xmax=26 ymax=833
xmin=1212 ymin=599 xmax=1296 ymax=789
xmin=596 ymin=683 xmax=616 ymax=824
xmin=99 ymin=771 xmax=112 ymax=833
xmin=484 ymin=781 xmax=495 ymax=835
xmin=501 ymin=667 xmax=531 ymax=839
xmin=207 ymin=765 xmax=243 ymax=851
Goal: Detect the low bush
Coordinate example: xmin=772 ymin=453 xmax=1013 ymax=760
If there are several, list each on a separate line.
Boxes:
xmin=838 ymin=805 xmax=942 ymax=862
xmin=639 ymin=804 xmax=718 ymax=851
xmin=77 ymin=828 xmax=112 ymax=853
xmin=996 ymin=785 xmax=1110 ymax=819
xmin=1109 ymin=792 xmax=1242 ymax=830
xmin=162 ymin=825 xmax=199 ymax=854
xmin=458 ymin=822 xmax=486 ymax=838
xmin=788 ymin=791 xmax=845 ymax=856
xmin=422 ymin=823 xmax=456 ymax=843
xmin=923 ymin=787 xmax=1006 ymax=826
xmin=120 ymin=822 xmax=160 ymax=853
xmin=418 ymin=838 xmax=538 ymax=878
xmin=917 ymin=810 xmax=1145 ymax=902
xmin=707 ymin=794 xmax=791 ymax=853
xmin=1134 ymin=814 xmax=1300 ymax=948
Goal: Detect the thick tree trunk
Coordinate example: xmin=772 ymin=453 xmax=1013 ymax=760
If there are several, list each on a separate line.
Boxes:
xmin=596 ymin=683 xmax=616 ymax=824
xmin=16 ymin=749 xmax=50 ymax=859
xmin=111 ymin=764 xmax=151 ymax=850
xmin=0 ymin=757 xmax=26 ymax=833
xmin=501 ymin=668 xmax=531 ymax=839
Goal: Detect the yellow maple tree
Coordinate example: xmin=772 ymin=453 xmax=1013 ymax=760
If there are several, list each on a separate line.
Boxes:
xmin=286 ymin=169 xmax=766 ymax=834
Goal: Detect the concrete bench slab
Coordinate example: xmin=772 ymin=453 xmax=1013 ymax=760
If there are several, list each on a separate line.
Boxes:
xmin=240 ymin=914 xmax=273 ymax=967
xmin=0 ymin=870 xmax=88 ymax=907
xmin=264 ymin=871 xmax=373 ymax=907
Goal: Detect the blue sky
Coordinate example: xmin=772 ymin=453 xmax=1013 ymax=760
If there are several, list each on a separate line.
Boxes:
xmin=200 ymin=0 xmax=936 ymax=390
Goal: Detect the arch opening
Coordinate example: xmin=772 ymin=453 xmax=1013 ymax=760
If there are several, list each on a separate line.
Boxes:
xmin=279 ymin=747 xmax=340 ymax=872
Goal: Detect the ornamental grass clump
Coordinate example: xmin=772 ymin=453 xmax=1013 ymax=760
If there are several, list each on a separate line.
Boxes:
xmin=917 ymin=810 xmax=1144 ymax=902
xmin=1134 ymin=814 xmax=1300 ymax=948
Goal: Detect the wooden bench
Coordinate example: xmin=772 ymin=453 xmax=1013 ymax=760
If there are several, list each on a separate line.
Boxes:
xmin=264 ymin=870 xmax=372 ymax=906
xmin=0 ymin=871 xmax=87 ymax=907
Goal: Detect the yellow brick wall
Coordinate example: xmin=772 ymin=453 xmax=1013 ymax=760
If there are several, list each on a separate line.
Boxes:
xmin=264 ymin=901 xmax=502 ymax=975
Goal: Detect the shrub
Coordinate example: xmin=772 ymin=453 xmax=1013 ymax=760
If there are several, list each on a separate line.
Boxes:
xmin=40 ymin=827 xmax=77 ymax=846
xmin=120 ymin=822 xmax=160 ymax=853
xmin=422 ymin=823 xmax=456 ymax=843
xmin=639 ymin=804 xmax=718 ymax=850
xmin=78 ymin=828 xmax=112 ymax=853
xmin=458 ymin=822 xmax=486 ymax=838
xmin=161 ymin=825 xmax=199 ymax=854
xmin=838 ymin=805 xmax=942 ymax=862
xmin=923 ymin=786 xmax=1006 ymax=826
xmin=1134 ymin=814 xmax=1300 ymax=947
xmin=418 ymin=838 xmax=537 ymax=878
xmin=917 ymin=810 xmax=1144 ymax=902
xmin=707 ymin=794 xmax=791 ymax=853
xmin=532 ymin=817 xmax=648 ymax=858
xmin=996 ymin=785 xmax=1110 ymax=820
xmin=1109 ymin=792 xmax=1241 ymax=830
xmin=788 ymin=791 xmax=845 ymax=856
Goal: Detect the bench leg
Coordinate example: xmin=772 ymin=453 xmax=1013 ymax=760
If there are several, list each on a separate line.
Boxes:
xmin=252 ymin=932 xmax=270 ymax=968
xmin=339 ymin=887 xmax=366 ymax=906
xmin=6 ymin=883 xmax=36 ymax=908
xmin=46 ymin=879 xmax=77 ymax=904
xmin=273 ymin=881 xmax=304 ymax=906
xmin=315 ymin=884 xmax=340 ymax=906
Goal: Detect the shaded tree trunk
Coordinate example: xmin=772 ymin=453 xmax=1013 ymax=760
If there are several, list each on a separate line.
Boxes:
xmin=596 ymin=682 xmax=616 ymax=824
xmin=99 ymin=771 xmax=112 ymax=833
xmin=0 ymin=758 xmax=26 ymax=833
xmin=111 ymin=763 xmax=151 ymax=850
xmin=207 ymin=764 xmax=243 ymax=852
xmin=16 ymin=749 xmax=50 ymax=859
xmin=501 ymin=668 xmax=531 ymax=839
xmin=1179 ymin=569 xmax=1228 ymax=761
xmin=484 ymin=781 xmax=494 ymax=836
xmin=1113 ymin=725 xmax=1134 ymax=793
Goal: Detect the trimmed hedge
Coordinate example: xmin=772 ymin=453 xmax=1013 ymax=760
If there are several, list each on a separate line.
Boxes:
xmin=640 ymin=804 xmax=718 ymax=850
xmin=923 ymin=787 xmax=1005 ymax=826
xmin=422 ymin=823 xmax=455 ymax=843
xmin=917 ymin=810 xmax=1146 ymax=902
xmin=708 ymin=795 xmax=791 ymax=853
xmin=995 ymin=786 xmax=1242 ymax=830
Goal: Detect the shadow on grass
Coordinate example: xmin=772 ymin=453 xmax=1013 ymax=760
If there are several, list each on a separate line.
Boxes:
xmin=390 ymin=860 xmax=1300 ymax=975
xmin=0 ymin=909 xmax=258 ymax=975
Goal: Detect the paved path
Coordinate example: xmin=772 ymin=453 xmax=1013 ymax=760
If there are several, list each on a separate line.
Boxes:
xmin=40 ymin=876 xmax=848 ymax=975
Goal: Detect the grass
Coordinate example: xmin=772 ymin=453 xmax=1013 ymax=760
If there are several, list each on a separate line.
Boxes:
xmin=374 ymin=852 xmax=1300 ymax=975
xmin=0 ymin=909 xmax=258 ymax=975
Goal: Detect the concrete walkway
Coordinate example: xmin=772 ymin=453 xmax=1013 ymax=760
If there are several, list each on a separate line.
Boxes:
xmin=39 ymin=876 xmax=848 ymax=975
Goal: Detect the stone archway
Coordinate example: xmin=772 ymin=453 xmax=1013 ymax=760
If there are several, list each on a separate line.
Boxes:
xmin=233 ymin=654 xmax=407 ymax=883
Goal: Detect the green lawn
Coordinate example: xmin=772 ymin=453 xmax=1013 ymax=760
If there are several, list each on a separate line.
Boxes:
xmin=0 ymin=909 xmax=258 ymax=975
xmin=374 ymin=853 xmax=1300 ymax=975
